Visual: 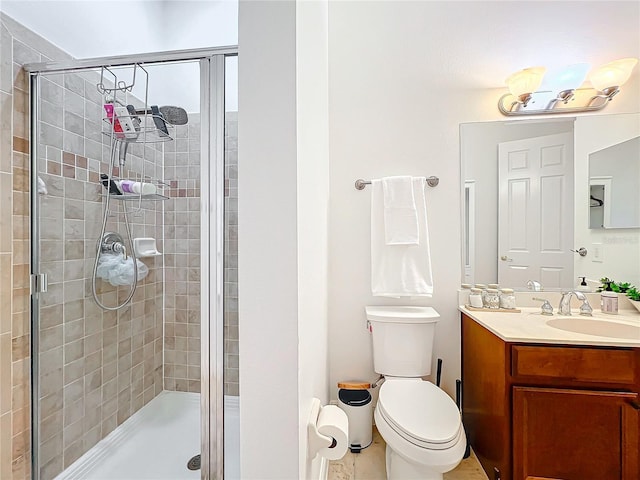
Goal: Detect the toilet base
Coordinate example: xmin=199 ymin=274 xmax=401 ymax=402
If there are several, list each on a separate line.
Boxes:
xmin=385 ymin=445 xmax=443 ymax=480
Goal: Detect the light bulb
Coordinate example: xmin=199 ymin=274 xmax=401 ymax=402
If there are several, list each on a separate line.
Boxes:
xmin=541 ymin=63 xmax=591 ymax=92
xmin=589 ymin=58 xmax=638 ymax=92
xmin=505 ymin=67 xmax=546 ymax=98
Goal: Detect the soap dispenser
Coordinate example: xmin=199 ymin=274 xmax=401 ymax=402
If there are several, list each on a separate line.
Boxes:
xmin=577 ymin=276 xmax=590 ymax=292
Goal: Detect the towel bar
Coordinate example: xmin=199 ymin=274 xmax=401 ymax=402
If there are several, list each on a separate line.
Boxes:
xmin=354 ymin=176 xmax=439 ymax=190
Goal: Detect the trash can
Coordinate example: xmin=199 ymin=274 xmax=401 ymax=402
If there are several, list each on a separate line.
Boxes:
xmin=337 ymin=381 xmax=373 ymax=453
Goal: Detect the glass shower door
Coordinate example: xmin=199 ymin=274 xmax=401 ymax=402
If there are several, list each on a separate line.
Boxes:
xmin=31 ymin=64 xmax=172 ymax=479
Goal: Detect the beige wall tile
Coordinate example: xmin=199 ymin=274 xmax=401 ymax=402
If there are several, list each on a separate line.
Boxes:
xmin=0 ymin=173 xmax=12 ymax=252
xmin=12 ymin=214 xmax=28 ymax=240
xmin=12 ymin=263 xmax=28 ymax=289
xmin=12 ymin=287 xmax=29 ymax=314
xmin=1 ymin=412 xmax=12 ymax=479
xmin=0 ymin=92 xmax=11 ymax=174
xmin=0 ymin=254 xmax=11 ymax=334
xmin=0 ymin=333 xmax=11 ymax=415
xmin=11 ymin=334 xmax=29 ymax=362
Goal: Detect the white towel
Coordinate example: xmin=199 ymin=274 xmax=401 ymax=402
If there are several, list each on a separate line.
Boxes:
xmin=382 ymin=176 xmax=419 ymax=245
xmin=371 ymin=177 xmax=433 ymax=297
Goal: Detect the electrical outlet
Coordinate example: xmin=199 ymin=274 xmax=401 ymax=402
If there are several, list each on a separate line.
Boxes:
xmin=592 ymin=243 xmax=603 ymax=263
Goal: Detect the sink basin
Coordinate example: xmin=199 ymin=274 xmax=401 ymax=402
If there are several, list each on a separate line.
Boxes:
xmin=546 ymin=317 xmax=640 ymax=339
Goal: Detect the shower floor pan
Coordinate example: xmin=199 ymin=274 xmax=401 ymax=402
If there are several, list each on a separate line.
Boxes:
xmin=55 ymin=391 xmax=240 ymax=480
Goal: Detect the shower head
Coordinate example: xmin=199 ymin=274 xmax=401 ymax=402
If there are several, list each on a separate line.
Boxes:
xmin=133 ymin=106 xmax=189 ymax=126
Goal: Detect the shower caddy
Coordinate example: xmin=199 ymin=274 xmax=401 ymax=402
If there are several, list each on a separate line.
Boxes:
xmin=93 ymin=63 xmax=172 ymax=310
xmin=98 ymin=63 xmax=171 ymax=205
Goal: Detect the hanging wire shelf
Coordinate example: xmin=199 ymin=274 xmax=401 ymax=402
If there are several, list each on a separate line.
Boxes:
xmin=108 ymin=193 xmax=170 ymax=201
xmin=101 ymin=176 xmax=170 ymax=202
xmin=102 ymin=114 xmax=173 ymax=143
xmin=98 ymin=64 xmax=173 ymax=213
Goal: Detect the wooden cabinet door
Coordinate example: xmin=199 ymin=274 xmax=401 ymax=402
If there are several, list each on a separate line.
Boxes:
xmin=513 ymin=387 xmax=639 ymax=480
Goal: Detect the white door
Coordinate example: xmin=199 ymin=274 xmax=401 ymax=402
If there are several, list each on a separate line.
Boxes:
xmin=498 ymin=132 xmax=574 ymax=289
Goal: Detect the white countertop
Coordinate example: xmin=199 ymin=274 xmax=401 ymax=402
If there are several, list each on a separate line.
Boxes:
xmin=460 ymin=305 xmax=640 ymax=348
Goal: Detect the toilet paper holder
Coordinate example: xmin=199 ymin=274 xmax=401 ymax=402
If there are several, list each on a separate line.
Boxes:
xmin=307 ymin=398 xmax=340 ymax=459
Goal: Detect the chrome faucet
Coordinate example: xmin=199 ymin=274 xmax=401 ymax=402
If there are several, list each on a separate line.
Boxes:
xmin=559 ymin=291 xmax=593 ymax=316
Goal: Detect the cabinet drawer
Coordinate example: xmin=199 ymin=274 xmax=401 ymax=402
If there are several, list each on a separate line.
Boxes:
xmin=511 ymin=345 xmax=636 ymax=385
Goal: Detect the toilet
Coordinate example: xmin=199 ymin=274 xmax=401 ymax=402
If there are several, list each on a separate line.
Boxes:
xmin=366 ymin=306 xmax=466 ymax=480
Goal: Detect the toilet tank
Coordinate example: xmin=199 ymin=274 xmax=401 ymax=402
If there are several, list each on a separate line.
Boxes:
xmin=366 ymin=306 xmax=440 ymax=377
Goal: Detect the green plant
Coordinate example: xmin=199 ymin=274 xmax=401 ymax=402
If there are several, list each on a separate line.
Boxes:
xmin=627 ymin=287 xmax=640 ymax=302
xmin=616 ymin=282 xmax=632 ymax=293
xmin=598 ymin=278 xmax=635 ymax=295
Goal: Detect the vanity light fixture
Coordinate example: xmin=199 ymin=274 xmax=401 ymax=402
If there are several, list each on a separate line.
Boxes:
xmin=498 ymin=57 xmax=638 ymax=116
xmin=504 ymin=67 xmax=546 ymax=107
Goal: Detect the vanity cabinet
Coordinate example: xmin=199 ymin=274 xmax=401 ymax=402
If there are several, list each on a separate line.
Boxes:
xmin=461 ymin=313 xmax=640 ymax=480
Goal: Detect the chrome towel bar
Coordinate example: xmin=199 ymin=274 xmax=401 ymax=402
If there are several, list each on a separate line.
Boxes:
xmin=354 ymin=176 xmax=439 ymax=190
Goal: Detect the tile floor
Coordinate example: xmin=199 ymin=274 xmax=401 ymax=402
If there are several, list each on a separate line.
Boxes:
xmin=329 ymin=428 xmax=488 ymax=480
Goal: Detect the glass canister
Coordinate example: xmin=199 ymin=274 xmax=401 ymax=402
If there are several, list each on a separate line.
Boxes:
xmin=469 ymin=288 xmax=484 ymax=308
xmin=475 ymin=284 xmax=488 ymax=306
xmin=601 ymin=292 xmax=618 ymax=314
xmin=499 ymin=288 xmax=516 ymax=309
xmin=485 ymin=288 xmax=500 ymax=309
xmin=460 ymin=284 xmax=472 ymax=305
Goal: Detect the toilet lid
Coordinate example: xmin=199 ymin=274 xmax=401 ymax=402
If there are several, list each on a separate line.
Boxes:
xmin=378 ymin=381 xmax=462 ymax=450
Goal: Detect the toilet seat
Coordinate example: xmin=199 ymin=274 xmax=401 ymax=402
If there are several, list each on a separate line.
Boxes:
xmin=377 ymin=380 xmax=463 ymax=450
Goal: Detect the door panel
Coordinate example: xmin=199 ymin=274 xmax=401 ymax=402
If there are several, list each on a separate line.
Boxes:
xmin=498 ymin=133 xmax=574 ymax=289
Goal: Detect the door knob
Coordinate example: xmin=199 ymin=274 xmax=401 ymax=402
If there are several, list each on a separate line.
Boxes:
xmin=500 ymin=255 xmax=513 ymax=262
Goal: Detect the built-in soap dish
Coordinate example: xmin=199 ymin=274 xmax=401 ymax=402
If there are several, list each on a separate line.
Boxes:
xmin=133 ymin=238 xmax=162 ymax=257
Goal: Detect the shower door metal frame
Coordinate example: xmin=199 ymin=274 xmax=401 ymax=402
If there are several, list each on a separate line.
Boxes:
xmin=26 ymin=46 xmax=236 ymax=480
xmin=200 ymin=54 xmax=227 ymax=480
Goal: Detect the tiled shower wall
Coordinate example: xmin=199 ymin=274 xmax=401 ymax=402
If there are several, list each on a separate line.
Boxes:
xmin=0 ymin=13 xmax=165 ymax=480
xmin=163 ymin=112 xmax=239 ymax=397
xmin=0 ymin=12 xmax=240 ymax=480
xmin=163 ymin=114 xmax=202 ymax=392
xmin=0 ymin=13 xmax=74 ymax=479
xmin=224 ymin=111 xmax=239 ymax=396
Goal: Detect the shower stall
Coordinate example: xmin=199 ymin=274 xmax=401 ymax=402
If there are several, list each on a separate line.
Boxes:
xmin=26 ymin=48 xmax=238 ymax=480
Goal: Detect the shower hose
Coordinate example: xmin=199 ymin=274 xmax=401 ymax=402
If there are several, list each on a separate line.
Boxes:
xmin=91 ymin=140 xmax=139 ymax=311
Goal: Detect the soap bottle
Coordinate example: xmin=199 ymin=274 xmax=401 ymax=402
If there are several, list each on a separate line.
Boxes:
xmin=577 ymin=276 xmax=590 ymax=292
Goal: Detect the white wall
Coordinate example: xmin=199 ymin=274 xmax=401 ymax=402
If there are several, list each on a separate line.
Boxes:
xmin=327 ymin=0 xmax=640 ymax=402
xmin=296 ymin=1 xmax=330 ymax=479
xmin=574 ymin=113 xmax=640 ymax=286
xmin=238 ymin=1 xmax=299 ymax=478
xmin=239 ymin=1 xmax=332 ymax=477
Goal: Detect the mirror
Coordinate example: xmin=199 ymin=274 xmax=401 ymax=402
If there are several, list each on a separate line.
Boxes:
xmin=589 ymin=136 xmax=640 ymax=229
xmin=461 ymin=113 xmax=640 ymax=290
